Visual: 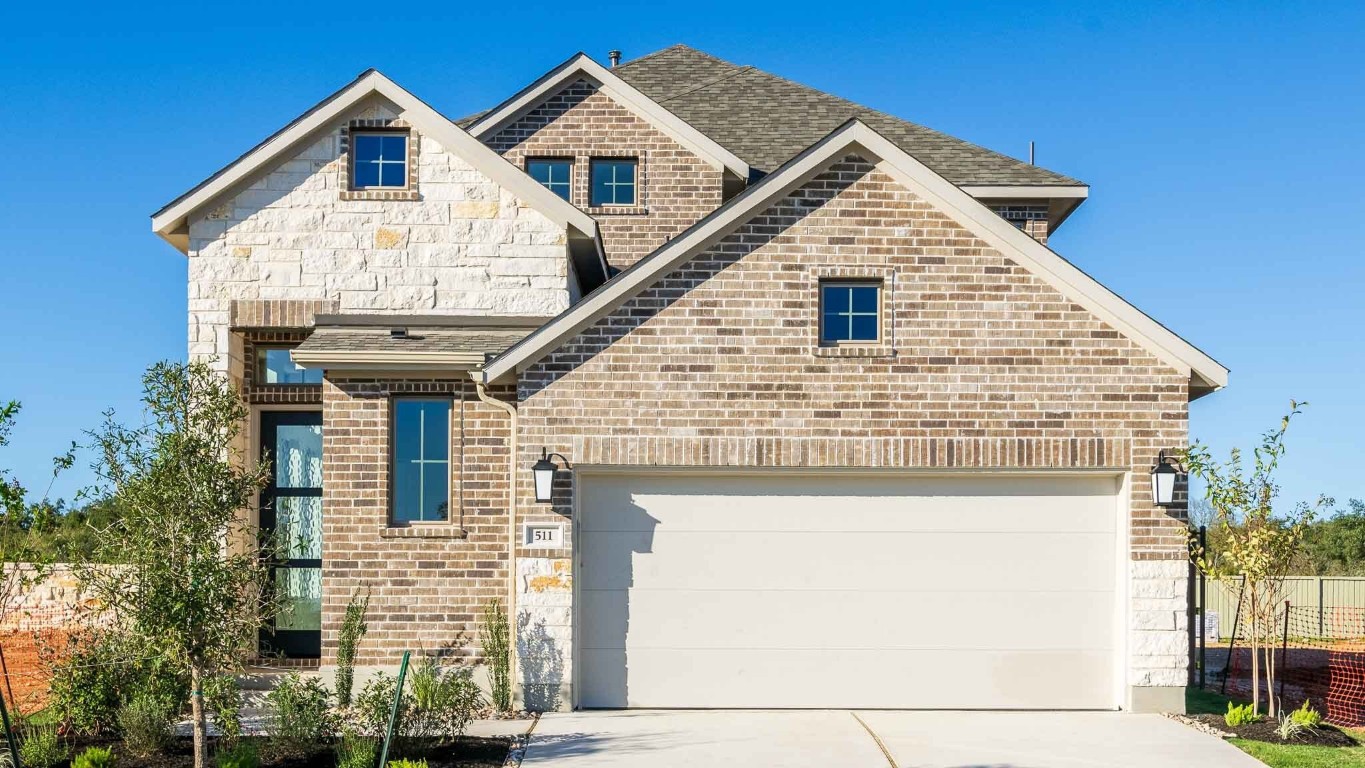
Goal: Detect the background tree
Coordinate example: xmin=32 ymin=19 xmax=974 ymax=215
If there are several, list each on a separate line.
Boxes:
xmin=0 ymin=401 xmax=73 ymax=624
xmin=75 ymin=361 xmax=274 ymax=768
xmin=1185 ymin=401 xmax=1326 ymax=719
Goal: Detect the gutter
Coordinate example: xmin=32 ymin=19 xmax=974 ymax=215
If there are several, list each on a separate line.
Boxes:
xmin=470 ymin=371 xmax=519 ymax=702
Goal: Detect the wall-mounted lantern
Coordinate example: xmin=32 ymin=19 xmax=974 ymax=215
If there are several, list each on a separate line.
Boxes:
xmin=1150 ymin=450 xmax=1183 ymax=507
xmin=532 ymin=448 xmax=571 ymax=504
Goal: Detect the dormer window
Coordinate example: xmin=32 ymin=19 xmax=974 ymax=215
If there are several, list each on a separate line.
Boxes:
xmin=351 ymin=132 xmax=409 ymax=189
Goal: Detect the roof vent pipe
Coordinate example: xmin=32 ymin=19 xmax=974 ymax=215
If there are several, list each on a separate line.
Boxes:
xmin=608 ymin=50 xmax=621 ymax=68
xmin=1029 ymin=141 xmax=1035 ymax=165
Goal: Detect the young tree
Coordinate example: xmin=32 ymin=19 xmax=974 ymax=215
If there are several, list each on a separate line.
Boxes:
xmin=75 ymin=361 xmax=274 ymax=768
xmin=1185 ymin=401 xmax=1327 ymax=719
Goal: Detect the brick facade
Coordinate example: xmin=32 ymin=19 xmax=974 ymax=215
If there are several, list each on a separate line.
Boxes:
xmin=514 ymin=157 xmax=1190 ymax=705
xmin=483 ymin=79 xmax=725 ymax=269
xmin=320 ymin=377 xmax=514 ymax=665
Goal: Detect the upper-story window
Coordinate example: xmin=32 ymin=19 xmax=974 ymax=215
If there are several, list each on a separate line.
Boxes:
xmin=351 ymin=132 xmax=409 ymax=189
xmin=391 ymin=398 xmax=451 ymax=524
xmin=819 ymin=281 xmax=881 ymax=344
xmin=590 ymin=158 xmax=637 ymax=206
xmin=527 ymin=158 xmax=573 ymax=201
xmin=257 ymin=347 xmax=322 ymax=385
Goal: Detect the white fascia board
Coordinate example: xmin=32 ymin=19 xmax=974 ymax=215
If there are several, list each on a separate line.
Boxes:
xmin=485 ymin=119 xmax=1227 ymax=394
xmin=291 ymin=349 xmax=485 ymax=370
xmin=467 ymin=53 xmax=749 ymax=180
xmin=151 ymin=71 xmax=597 ymax=252
xmin=961 ymin=185 xmax=1089 ymax=200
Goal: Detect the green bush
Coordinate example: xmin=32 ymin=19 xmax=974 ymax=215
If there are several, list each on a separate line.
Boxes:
xmin=336 ymin=588 xmax=370 ymax=708
xmin=265 ymin=673 xmax=334 ymax=752
xmin=354 ymin=672 xmax=409 ymax=740
xmin=117 ymin=691 xmax=177 ymax=756
xmin=335 ymin=731 xmax=377 ymax=768
xmin=203 ymin=674 xmax=243 ymax=743
xmin=1288 ymin=699 xmax=1323 ymax=727
xmin=72 ymin=746 xmax=117 ymax=768
xmin=480 ymin=599 xmax=511 ymax=713
xmin=386 ymin=760 xmax=427 ymax=768
xmin=214 ymin=742 xmax=259 ymax=768
xmin=44 ymin=630 xmax=188 ymax=735
xmin=407 ymin=656 xmax=483 ymax=740
xmin=18 ymin=724 xmax=68 ymax=768
xmin=1224 ymin=701 xmax=1260 ymax=727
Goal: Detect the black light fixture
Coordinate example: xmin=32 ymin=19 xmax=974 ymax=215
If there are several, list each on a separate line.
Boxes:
xmin=532 ymin=448 xmax=571 ymax=504
xmin=1150 ymin=450 xmax=1182 ymax=507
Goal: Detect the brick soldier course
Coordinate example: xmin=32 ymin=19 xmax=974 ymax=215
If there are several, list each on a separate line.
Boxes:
xmin=152 ymin=45 xmax=1225 ymax=713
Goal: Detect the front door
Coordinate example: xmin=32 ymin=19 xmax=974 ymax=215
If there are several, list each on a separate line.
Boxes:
xmin=259 ymin=411 xmax=323 ymax=658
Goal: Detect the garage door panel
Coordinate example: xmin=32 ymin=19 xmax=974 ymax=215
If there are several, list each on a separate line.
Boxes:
xmin=576 ymin=472 xmax=1120 ymax=710
xmin=579 ymin=647 xmax=1115 ymax=709
xmin=580 ymin=531 xmax=1115 ymax=592
xmin=578 ymin=589 xmax=1115 ymax=652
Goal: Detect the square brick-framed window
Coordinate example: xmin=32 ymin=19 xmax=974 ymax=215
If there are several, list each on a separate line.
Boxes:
xmin=340 ymin=119 xmax=420 ymax=201
xmin=809 ymin=265 xmax=896 ymax=358
xmin=584 ymin=151 xmax=647 ymax=215
xmin=526 ymin=157 xmax=574 ymax=201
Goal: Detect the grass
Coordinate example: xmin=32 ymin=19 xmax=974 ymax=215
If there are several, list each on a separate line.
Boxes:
xmin=1185 ymin=688 xmax=1365 ymax=767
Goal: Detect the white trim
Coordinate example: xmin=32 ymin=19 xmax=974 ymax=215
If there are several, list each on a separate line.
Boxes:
xmin=962 ymin=184 xmax=1089 ymax=200
xmin=290 ymin=349 xmax=485 ymax=370
xmin=152 ymin=70 xmax=598 ymax=251
xmin=483 ymin=119 xmax=1227 ymax=394
xmin=467 ymin=53 xmax=750 ymax=181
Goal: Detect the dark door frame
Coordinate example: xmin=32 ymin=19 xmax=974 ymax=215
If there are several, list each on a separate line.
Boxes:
xmin=258 ymin=410 xmax=323 ymax=658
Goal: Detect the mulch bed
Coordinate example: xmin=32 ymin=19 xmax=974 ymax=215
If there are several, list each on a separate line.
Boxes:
xmin=1188 ymin=713 xmax=1359 ymax=747
xmin=56 ymin=736 xmax=510 ymax=768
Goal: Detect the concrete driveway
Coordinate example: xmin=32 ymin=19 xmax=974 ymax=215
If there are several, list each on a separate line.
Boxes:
xmin=520 ymin=710 xmax=1266 ymax=767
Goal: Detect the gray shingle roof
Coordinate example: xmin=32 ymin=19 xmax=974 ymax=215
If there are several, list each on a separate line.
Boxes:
xmin=296 ymin=326 xmax=533 ymax=356
xmin=613 ymin=45 xmax=1083 ymax=186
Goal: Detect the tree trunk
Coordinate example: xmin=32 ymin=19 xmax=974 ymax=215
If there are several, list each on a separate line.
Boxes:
xmin=1249 ymin=607 xmax=1260 ymax=715
xmin=190 ymin=665 xmax=208 ymax=768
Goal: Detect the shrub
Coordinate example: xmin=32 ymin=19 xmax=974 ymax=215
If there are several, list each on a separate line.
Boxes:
xmin=1275 ymin=714 xmax=1306 ymax=741
xmin=480 ymin=600 xmax=511 ymax=713
xmin=18 ymin=724 xmax=67 ymax=768
xmin=265 ymin=673 xmax=334 ymax=752
xmin=336 ymin=588 xmax=371 ymax=708
xmin=335 ymin=731 xmax=378 ymax=768
xmin=354 ymin=672 xmax=409 ymax=740
xmin=1288 ymin=699 xmax=1323 ymax=728
xmin=117 ymin=691 xmax=177 ymax=756
xmin=386 ymin=760 xmax=427 ymax=768
xmin=203 ymin=674 xmax=243 ymax=743
xmin=407 ymin=656 xmax=483 ymax=740
xmin=214 ymin=742 xmax=259 ymax=768
xmin=1224 ymin=701 xmax=1260 ymax=727
xmin=72 ymin=746 xmax=117 ymax=768
xmin=44 ymin=629 xmax=188 ymax=735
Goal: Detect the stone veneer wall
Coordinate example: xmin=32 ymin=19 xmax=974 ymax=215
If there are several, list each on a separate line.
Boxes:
xmin=514 ymin=156 xmax=1191 ymax=709
xmin=484 ymin=79 xmax=725 ymax=270
xmin=187 ymin=99 xmax=573 ymax=372
xmin=320 ymin=377 xmax=515 ymax=666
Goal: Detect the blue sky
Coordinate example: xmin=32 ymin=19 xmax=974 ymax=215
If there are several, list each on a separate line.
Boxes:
xmin=1 ymin=1 xmax=1361 ymax=511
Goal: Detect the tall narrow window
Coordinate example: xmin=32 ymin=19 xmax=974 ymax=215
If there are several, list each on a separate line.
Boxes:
xmin=590 ymin=158 xmax=637 ymax=206
xmin=351 ymin=132 xmax=409 ymax=189
xmin=819 ymin=282 xmax=881 ymax=344
xmin=391 ymin=399 xmax=450 ymax=523
xmin=527 ymin=158 xmax=573 ymax=201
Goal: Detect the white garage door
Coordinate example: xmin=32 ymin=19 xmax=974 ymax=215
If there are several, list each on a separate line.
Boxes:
xmin=577 ymin=472 xmax=1120 ymax=709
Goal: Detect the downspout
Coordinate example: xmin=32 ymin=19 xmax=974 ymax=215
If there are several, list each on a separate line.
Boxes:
xmin=471 ymin=370 xmax=519 ymax=700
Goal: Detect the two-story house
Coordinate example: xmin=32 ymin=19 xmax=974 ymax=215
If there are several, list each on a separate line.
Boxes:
xmin=152 ymin=45 xmax=1226 ymax=714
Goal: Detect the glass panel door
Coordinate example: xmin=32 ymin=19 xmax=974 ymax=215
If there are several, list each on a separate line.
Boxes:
xmin=259 ymin=411 xmax=323 ymax=658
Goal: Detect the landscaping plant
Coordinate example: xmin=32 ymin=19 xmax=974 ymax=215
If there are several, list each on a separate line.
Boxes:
xmin=117 ymin=691 xmax=177 ymax=757
xmin=213 ymin=742 xmax=259 ymax=768
xmin=1288 ymin=699 xmax=1324 ymax=728
xmin=355 ymin=672 xmax=409 ymax=739
xmin=17 ymin=724 xmax=67 ymax=768
xmin=265 ymin=673 xmax=334 ymax=753
xmin=1274 ymin=714 xmax=1306 ymax=742
xmin=336 ymin=587 xmax=371 ymax=707
xmin=479 ymin=599 xmax=511 ymax=713
xmin=1186 ymin=401 xmax=1327 ymax=719
xmin=407 ymin=655 xmax=483 ymax=740
xmin=1225 ymin=701 xmax=1261 ymax=727
xmin=386 ymin=760 xmax=427 ymax=768
xmin=72 ymin=746 xmax=117 ymax=768
xmin=44 ymin=628 xmax=187 ymax=735
xmin=73 ymin=360 xmax=277 ymax=768
xmin=203 ymin=673 xmax=243 ymax=743
xmin=335 ymin=730 xmax=378 ymax=768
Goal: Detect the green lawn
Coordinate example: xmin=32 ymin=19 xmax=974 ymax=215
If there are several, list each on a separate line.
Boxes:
xmin=1185 ymin=688 xmax=1365 ymax=767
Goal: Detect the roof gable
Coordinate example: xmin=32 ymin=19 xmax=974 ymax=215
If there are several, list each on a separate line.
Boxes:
xmin=465 ymin=53 xmax=749 ymax=181
xmin=151 ymin=70 xmax=602 ymax=265
xmin=484 ymin=119 xmax=1226 ymax=397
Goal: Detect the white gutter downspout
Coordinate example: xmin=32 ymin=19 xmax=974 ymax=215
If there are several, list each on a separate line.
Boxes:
xmin=471 ymin=371 xmax=519 ymax=701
